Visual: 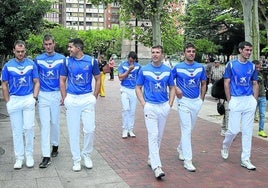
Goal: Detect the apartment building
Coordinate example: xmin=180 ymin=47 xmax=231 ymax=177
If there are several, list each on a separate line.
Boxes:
xmin=44 ymin=0 xmax=120 ymax=30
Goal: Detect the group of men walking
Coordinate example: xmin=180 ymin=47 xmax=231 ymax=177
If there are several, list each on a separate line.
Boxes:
xmin=1 ymin=38 xmax=260 ymax=180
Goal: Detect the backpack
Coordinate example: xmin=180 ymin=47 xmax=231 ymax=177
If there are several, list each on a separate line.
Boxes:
xmin=211 ymin=77 xmax=226 ymax=100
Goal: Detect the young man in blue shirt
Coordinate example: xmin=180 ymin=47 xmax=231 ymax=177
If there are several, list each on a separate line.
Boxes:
xmin=172 ymin=43 xmax=206 ymax=172
xmin=1 ymin=40 xmax=40 ymax=169
xmin=136 ymin=45 xmax=175 ymax=179
xmin=118 ymin=51 xmax=141 ymax=138
xmin=34 ymin=34 xmax=65 ymax=168
xmin=60 ymin=38 xmax=101 ymax=172
xmin=221 ymin=41 xmax=258 ymax=170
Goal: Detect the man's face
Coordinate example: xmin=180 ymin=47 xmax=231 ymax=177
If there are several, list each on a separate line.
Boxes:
xmin=215 ymin=62 xmax=220 ymax=67
xmin=13 ymin=45 xmax=26 ymax=62
xmin=255 ymin=63 xmax=261 ymax=71
xmin=43 ymin=39 xmax=55 ymax=55
xmin=151 ymin=47 xmax=163 ymax=63
xmin=239 ymin=45 xmax=252 ymax=59
xmin=184 ymin=47 xmax=196 ymax=62
xmin=128 ymin=57 xmax=135 ymax=65
xmin=68 ymin=42 xmax=79 ymax=57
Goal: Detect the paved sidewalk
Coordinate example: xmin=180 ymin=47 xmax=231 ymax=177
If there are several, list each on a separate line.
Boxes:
xmin=1 ymin=77 xmax=268 ymax=187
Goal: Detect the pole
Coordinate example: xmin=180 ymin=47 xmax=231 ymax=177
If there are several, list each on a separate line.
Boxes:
xmin=135 ymin=18 xmax=138 ymax=54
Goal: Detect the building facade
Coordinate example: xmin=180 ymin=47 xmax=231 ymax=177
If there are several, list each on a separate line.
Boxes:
xmin=44 ymin=0 xmax=119 ymax=30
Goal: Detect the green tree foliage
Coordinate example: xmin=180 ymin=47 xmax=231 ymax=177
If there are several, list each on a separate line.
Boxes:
xmin=26 ymin=26 xmax=123 ymax=59
xmin=26 ymin=26 xmax=78 ymax=58
xmin=90 ymin=0 xmax=173 ymax=46
xmin=0 ymin=0 xmax=52 ymax=56
xmin=78 ymin=26 xmax=123 ymax=58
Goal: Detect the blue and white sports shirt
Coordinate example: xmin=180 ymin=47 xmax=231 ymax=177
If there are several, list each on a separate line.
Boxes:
xmin=34 ymin=52 xmax=65 ymax=91
xmin=2 ymin=58 xmax=39 ymax=96
xmin=118 ymin=61 xmax=142 ymax=89
xmin=172 ymin=61 xmax=206 ymax=99
xmin=224 ymin=59 xmax=258 ymax=96
xmin=136 ymin=62 xmax=174 ymax=104
xmin=60 ymin=55 xmax=100 ymax=95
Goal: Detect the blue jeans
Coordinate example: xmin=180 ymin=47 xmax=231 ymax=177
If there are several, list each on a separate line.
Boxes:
xmin=257 ymin=96 xmax=267 ymax=131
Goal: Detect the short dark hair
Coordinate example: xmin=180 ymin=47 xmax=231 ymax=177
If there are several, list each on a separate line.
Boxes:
xmin=238 ymin=41 xmax=252 ymax=50
xmin=43 ymin=34 xmax=54 ymax=42
xmin=13 ymin=40 xmax=26 ymax=49
xmin=252 ymin=60 xmax=261 ymax=65
xmin=152 ymin=45 xmax=164 ymax=53
xmin=184 ymin=43 xmax=196 ymax=52
xmin=128 ymin=51 xmax=138 ymax=60
xmin=69 ymin=38 xmax=84 ymax=51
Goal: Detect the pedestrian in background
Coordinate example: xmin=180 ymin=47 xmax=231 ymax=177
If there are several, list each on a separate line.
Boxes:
xmin=252 ymin=60 xmax=267 ymax=138
xmin=98 ymin=55 xmax=107 ymax=97
xmin=221 ymin=41 xmax=258 ymax=171
xmin=60 ymin=38 xmax=101 ymax=172
xmin=108 ymin=57 xmax=115 ymax=81
xmin=172 ymin=43 xmax=206 ymax=172
xmin=136 ymin=45 xmax=175 ymax=179
xmin=1 ymin=40 xmax=40 ymax=169
xmin=118 ymin=51 xmax=141 ymax=138
xmin=34 ymin=34 xmax=65 ymax=168
xmin=204 ymin=57 xmax=213 ymax=92
xmin=210 ymin=60 xmax=225 ymax=84
xmin=210 ymin=60 xmax=228 ymax=136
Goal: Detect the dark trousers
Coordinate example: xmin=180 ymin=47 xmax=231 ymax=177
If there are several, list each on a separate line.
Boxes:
xmin=110 ymin=67 xmax=114 ymax=80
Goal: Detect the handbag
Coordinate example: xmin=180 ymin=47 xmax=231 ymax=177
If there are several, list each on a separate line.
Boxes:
xmin=102 ymin=64 xmax=111 ymax=74
xmin=217 ymin=99 xmax=225 ymax=115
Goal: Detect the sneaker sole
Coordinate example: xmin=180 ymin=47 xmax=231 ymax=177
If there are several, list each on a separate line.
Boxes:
xmin=39 ymin=161 xmax=52 ymax=168
xmin=156 ymin=173 xmax=165 ymax=179
xmin=241 ymin=163 xmax=256 ymax=170
xmin=184 ymin=165 xmax=196 ymax=172
xmin=26 ymin=163 xmax=34 ymax=168
xmin=14 ymin=165 xmax=23 ymax=170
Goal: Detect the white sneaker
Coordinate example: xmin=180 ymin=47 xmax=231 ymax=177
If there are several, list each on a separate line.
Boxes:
xmin=128 ymin=130 xmax=136 ymax=137
xmin=241 ymin=160 xmax=256 ymax=170
xmin=14 ymin=159 xmax=23 ymax=169
xmin=184 ymin=160 xmax=196 ymax=172
xmin=72 ymin=161 xmax=81 ymax=172
xmin=83 ymin=154 xmax=93 ymax=169
xmin=26 ymin=155 xmax=34 ymax=168
xmin=177 ymin=148 xmax=184 ymax=161
xmin=220 ymin=130 xmax=226 ymax=137
xmin=122 ymin=129 xmax=128 ymax=139
xmin=154 ymin=167 xmax=165 ymax=178
xmin=221 ymin=147 xmax=229 ymax=159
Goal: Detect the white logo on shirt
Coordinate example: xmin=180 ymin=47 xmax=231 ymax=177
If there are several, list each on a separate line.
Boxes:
xmin=19 ymin=77 xmax=26 ymax=84
xmin=76 ymin=74 xmax=83 ymax=80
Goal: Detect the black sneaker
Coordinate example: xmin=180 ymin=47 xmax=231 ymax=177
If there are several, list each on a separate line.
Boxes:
xmin=39 ymin=157 xmax=51 ymax=168
xmin=51 ymin=146 xmax=58 ymax=157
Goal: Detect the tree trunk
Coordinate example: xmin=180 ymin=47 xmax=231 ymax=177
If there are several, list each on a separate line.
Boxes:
xmin=151 ymin=13 xmax=162 ymax=45
xmin=240 ymin=0 xmax=259 ymax=60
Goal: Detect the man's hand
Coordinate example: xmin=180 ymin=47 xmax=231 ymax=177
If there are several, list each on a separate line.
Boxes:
xmin=175 ymin=87 xmax=183 ymax=99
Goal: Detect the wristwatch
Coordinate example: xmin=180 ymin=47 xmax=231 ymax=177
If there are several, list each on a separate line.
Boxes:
xmin=33 ymin=96 xmax=38 ymax=101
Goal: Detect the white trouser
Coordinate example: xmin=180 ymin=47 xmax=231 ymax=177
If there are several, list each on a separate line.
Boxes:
xmin=177 ymin=97 xmax=203 ymax=161
xmin=64 ymin=93 xmax=96 ymax=162
xmin=38 ymin=90 xmax=61 ymax=157
xmin=6 ymin=94 xmax=36 ymax=160
xmin=223 ymin=95 xmax=257 ymax=161
xmin=144 ymin=102 xmax=170 ymax=170
xmin=120 ymin=86 xmax=137 ymax=131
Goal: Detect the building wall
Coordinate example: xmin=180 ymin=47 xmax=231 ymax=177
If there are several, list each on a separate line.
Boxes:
xmin=44 ymin=0 xmax=106 ymax=30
